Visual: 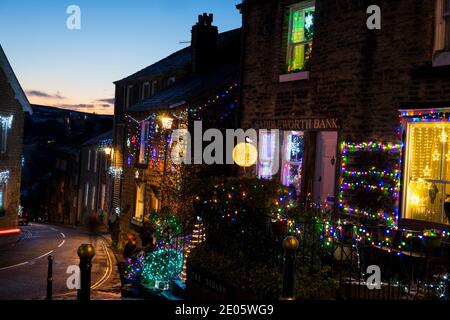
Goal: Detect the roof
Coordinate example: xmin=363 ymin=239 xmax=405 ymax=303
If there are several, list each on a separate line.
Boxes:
xmin=0 ymin=45 xmax=32 ymax=114
xmin=115 ymin=28 xmax=241 ymax=83
xmin=128 ymin=62 xmax=239 ymax=112
xmin=82 ymin=130 xmax=113 ymax=146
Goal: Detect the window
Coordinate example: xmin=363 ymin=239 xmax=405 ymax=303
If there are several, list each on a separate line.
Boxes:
xmin=142 ymin=82 xmax=150 ymax=100
xmin=0 ymin=183 xmax=5 ymax=211
xmin=435 ymin=0 xmax=450 ymax=51
xmin=139 ymin=121 xmax=150 ymax=164
xmin=87 ymin=149 xmax=91 ymax=171
xmin=126 ymin=85 xmax=133 ymax=107
xmin=91 ymin=186 xmax=96 ymax=210
xmin=0 ymin=122 xmax=8 ymax=154
xmin=100 ymin=184 xmax=106 ymax=210
xmin=167 ymin=77 xmax=176 ymax=87
xmin=84 ymin=183 xmax=89 ymax=207
xmin=258 ymin=131 xmax=278 ymax=179
xmin=403 ymin=122 xmax=450 ymax=224
xmin=93 ymin=150 xmax=98 ymax=172
xmin=281 ymin=131 xmax=304 ymax=195
xmin=151 ymin=80 xmax=157 ymax=96
xmin=134 ymin=183 xmax=145 ymax=221
xmin=286 ymin=2 xmax=315 ymax=73
xmin=445 ymin=0 xmax=450 ymax=50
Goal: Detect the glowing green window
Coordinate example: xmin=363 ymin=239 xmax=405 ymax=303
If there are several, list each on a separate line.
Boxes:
xmin=287 ymin=2 xmax=315 ymax=73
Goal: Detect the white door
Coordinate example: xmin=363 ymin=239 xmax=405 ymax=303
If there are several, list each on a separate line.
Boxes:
xmin=313 ymin=132 xmax=338 ymax=208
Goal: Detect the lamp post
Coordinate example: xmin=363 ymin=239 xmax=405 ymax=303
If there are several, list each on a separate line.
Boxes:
xmin=160 ymin=116 xmax=173 ymax=209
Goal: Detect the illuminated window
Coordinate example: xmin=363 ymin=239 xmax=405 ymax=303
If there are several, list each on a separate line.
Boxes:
xmin=258 ymin=131 xmax=277 ymax=179
xmin=135 ymin=183 xmax=145 ymax=221
xmin=0 ymin=183 xmax=5 ymax=210
xmin=281 ymin=131 xmax=304 ymax=195
xmin=403 ymin=122 xmax=450 ymax=224
xmin=286 ymin=2 xmax=315 ymax=73
xmin=139 ymin=121 xmax=150 ymax=164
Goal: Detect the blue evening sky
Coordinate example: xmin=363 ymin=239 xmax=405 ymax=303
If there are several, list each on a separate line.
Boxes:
xmin=0 ymin=0 xmax=242 ymax=114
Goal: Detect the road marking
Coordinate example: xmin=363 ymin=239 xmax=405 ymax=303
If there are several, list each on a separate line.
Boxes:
xmin=36 ymin=250 xmax=54 ymax=260
xmin=91 ymin=242 xmax=113 ymax=290
xmin=49 ymin=227 xmax=57 ymax=231
xmin=0 ymin=261 xmax=29 ymax=271
xmin=60 ymin=232 xmax=66 ymax=238
xmin=58 ymin=240 xmax=66 ymax=248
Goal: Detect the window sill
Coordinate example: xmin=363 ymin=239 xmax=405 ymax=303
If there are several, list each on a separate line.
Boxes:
xmin=131 ymin=217 xmax=143 ymax=227
xmin=279 ymin=71 xmax=310 ymax=83
xmin=432 ymin=51 xmax=450 ymax=67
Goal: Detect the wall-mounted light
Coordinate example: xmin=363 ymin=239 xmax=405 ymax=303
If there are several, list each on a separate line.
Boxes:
xmin=161 ymin=117 xmax=173 ymax=130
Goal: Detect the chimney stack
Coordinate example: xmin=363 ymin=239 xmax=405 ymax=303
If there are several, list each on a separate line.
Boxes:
xmin=191 ymin=13 xmax=218 ymax=73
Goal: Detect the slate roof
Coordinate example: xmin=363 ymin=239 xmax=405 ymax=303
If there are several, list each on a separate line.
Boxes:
xmin=115 ymin=28 xmax=241 ymax=83
xmin=82 ymin=130 xmax=113 ymax=146
xmin=128 ymin=62 xmax=239 ymax=112
xmin=0 ymin=44 xmax=32 ymax=114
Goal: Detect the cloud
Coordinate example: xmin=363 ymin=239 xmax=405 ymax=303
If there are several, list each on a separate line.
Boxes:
xmin=26 ymin=90 xmax=65 ymax=99
xmin=100 ymin=104 xmax=111 ymax=108
xmin=95 ymin=98 xmax=115 ymax=105
xmin=58 ymin=104 xmax=95 ymax=109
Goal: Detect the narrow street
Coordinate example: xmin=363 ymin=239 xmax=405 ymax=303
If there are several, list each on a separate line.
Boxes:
xmin=0 ymin=223 xmax=120 ymax=300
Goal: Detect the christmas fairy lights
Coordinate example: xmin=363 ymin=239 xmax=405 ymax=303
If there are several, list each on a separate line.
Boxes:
xmin=0 ymin=170 xmax=10 ymax=183
xmin=0 ymin=115 xmax=13 ymax=129
xmin=339 ymin=141 xmax=402 ymax=226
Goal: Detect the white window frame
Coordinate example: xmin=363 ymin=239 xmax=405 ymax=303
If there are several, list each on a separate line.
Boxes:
xmin=139 ymin=121 xmax=150 ymax=164
xmin=167 ymin=77 xmax=176 ymax=87
xmin=84 ymin=183 xmax=89 ymax=208
xmin=134 ymin=183 xmax=145 ymax=221
xmin=433 ymin=0 xmax=450 ymax=66
xmin=94 ymin=150 xmax=98 ymax=172
xmin=151 ymin=80 xmax=157 ymax=96
xmin=87 ymin=149 xmax=91 ymax=171
xmin=286 ymin=1 xmax=315 ymax=73
xmin=101 ymin=184 xmax=106 ymax=210
xmin=91 ymin=185 xmax=96 ymax=210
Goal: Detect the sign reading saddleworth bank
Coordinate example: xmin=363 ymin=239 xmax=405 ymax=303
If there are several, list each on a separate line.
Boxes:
xmin=253 ymin=118 xmax=341 ymax=131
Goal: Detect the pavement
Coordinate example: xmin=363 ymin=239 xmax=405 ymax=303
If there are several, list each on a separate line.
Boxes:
xmin=0 ymin=223 xmax=122 ymax=300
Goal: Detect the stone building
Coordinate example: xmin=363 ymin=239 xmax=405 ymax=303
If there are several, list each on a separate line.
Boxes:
xmin=112 ymin=14 xmax=241 ymax=247
xmin=0 ymin=45 xmax=32 ymax=234
xmin=238 ymin=0 xmax=450 ymax=228
xmin=78 ymin=131 xmax=113 ymax=228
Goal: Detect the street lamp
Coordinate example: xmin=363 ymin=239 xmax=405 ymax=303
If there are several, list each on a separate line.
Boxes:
xmin=103 ymin=146 xmax=112 ymax=156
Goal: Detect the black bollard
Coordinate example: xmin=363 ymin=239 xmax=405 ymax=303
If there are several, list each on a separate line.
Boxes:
xmin=46 ymin=255 xmax=53 ymax=300
xmin=280 ymin=236 xmax=299 ymax=300
xmin=77 ymin=244 xmax=95 ymax=301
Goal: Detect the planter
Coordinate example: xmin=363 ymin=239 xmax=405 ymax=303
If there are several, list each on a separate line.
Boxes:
xmin=271 ymin=220 xmax=288 ymax=237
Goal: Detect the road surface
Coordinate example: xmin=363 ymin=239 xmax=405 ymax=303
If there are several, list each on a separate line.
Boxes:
xmin=0 ymin=223 xmax=119 ymax=300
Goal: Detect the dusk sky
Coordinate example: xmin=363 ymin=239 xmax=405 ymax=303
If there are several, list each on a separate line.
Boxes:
xmin=0 ymin=0 xmax=242 ymax=115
